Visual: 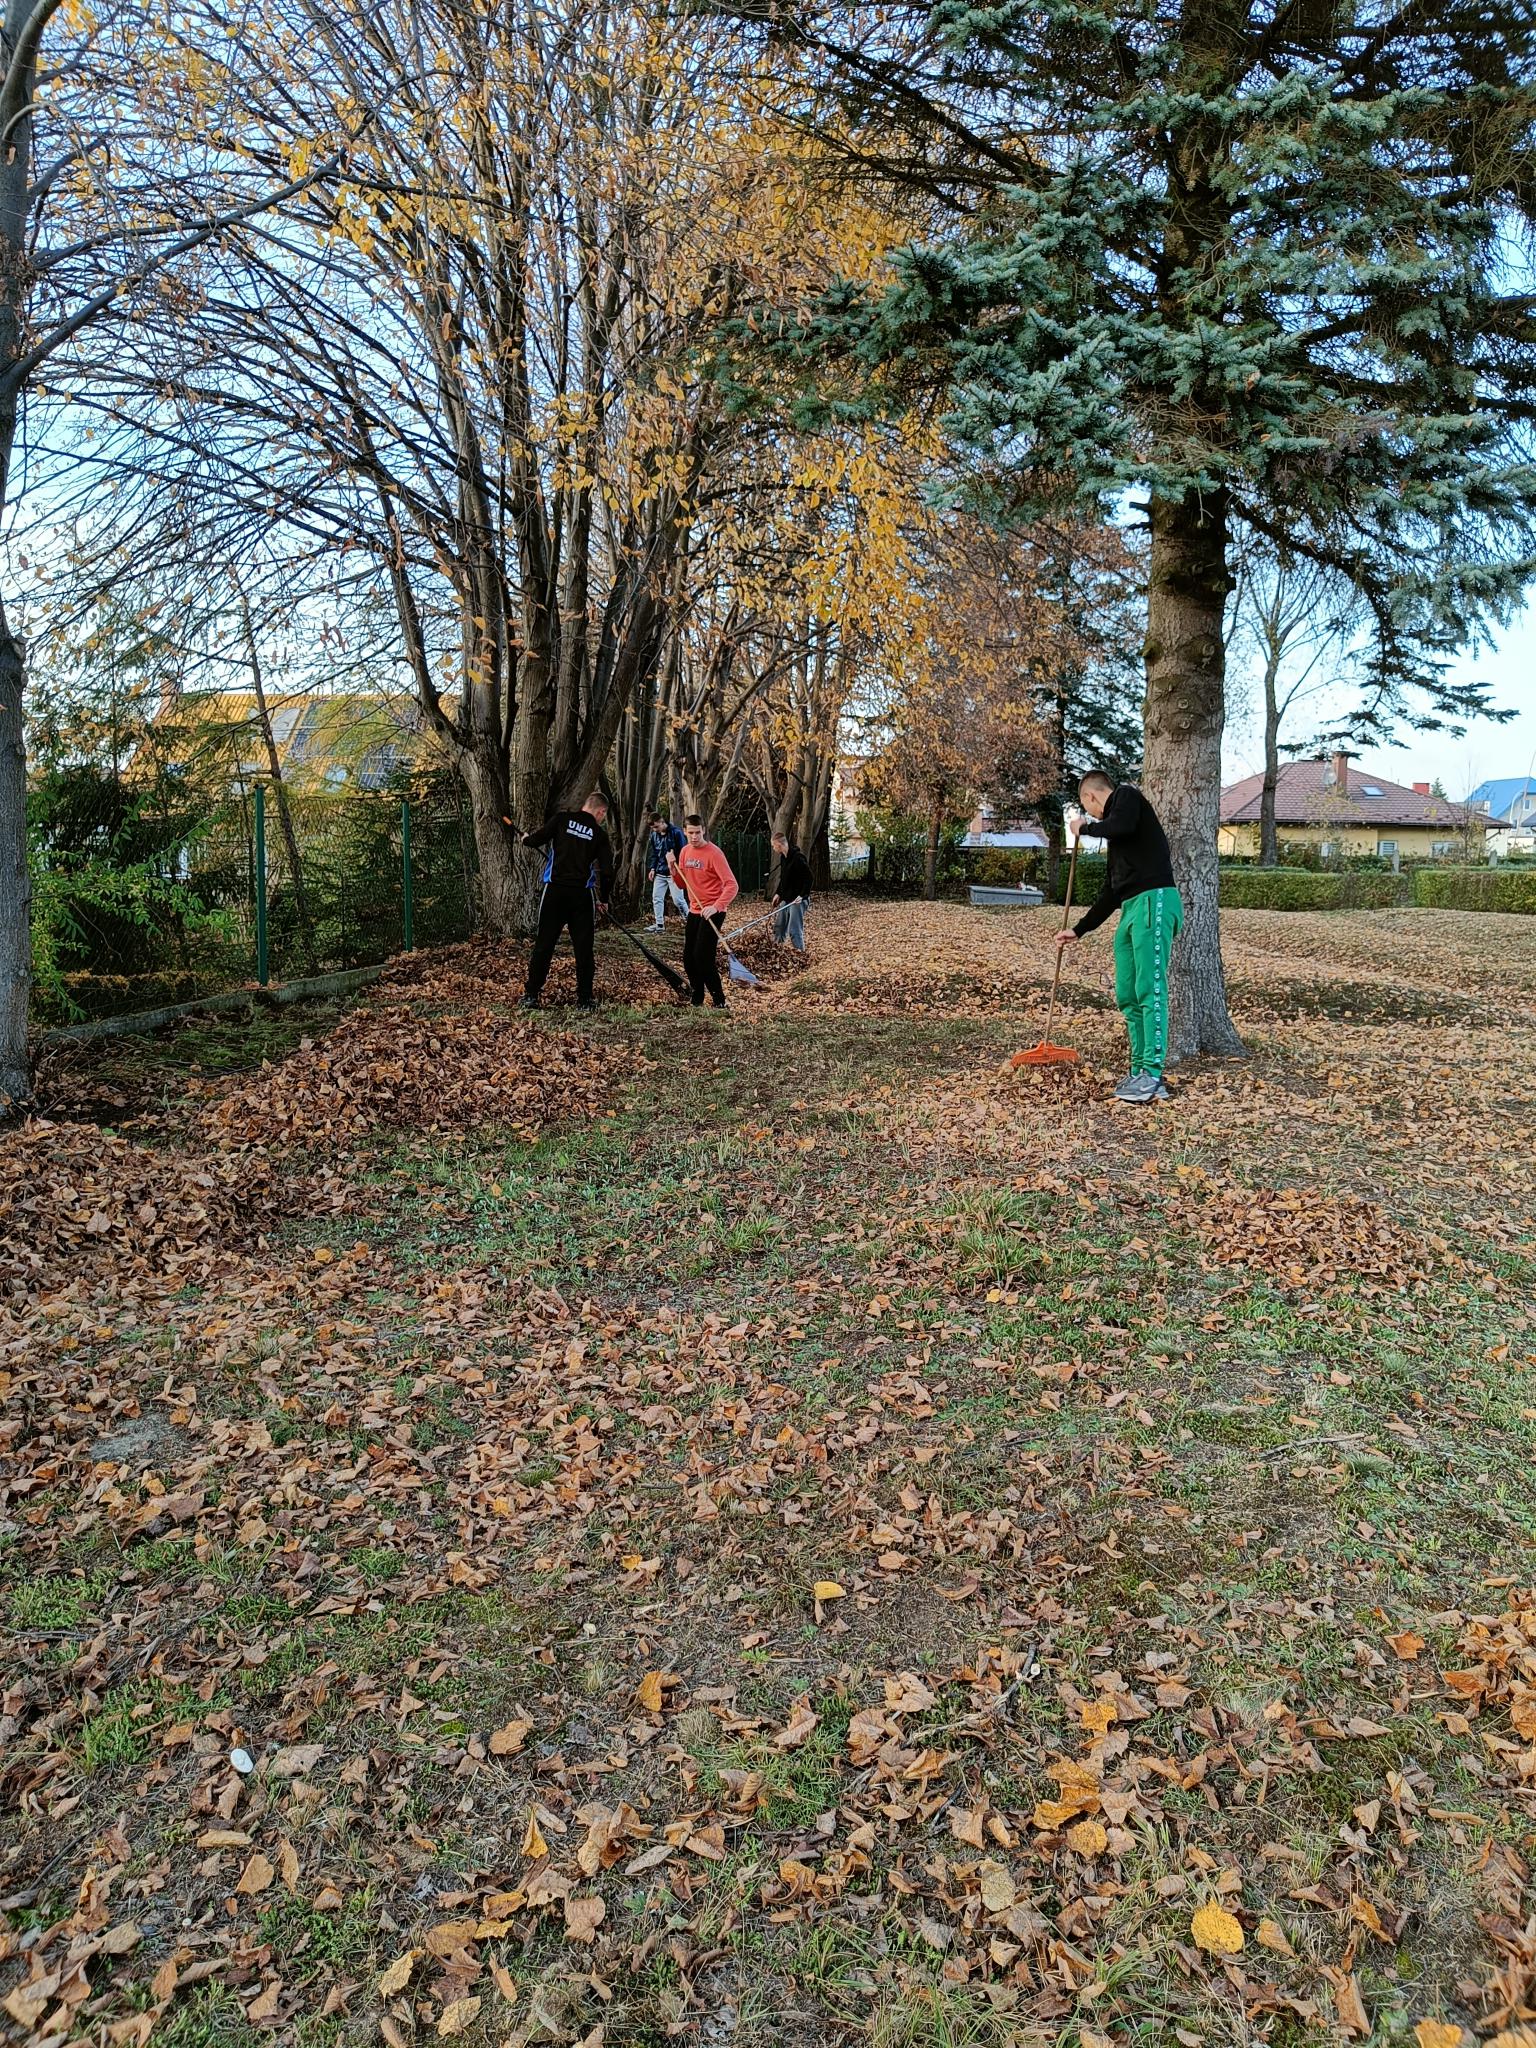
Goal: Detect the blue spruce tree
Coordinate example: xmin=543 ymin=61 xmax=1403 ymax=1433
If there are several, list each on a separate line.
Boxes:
xmin=722 ymin=0 xmax=1536 ymax=1055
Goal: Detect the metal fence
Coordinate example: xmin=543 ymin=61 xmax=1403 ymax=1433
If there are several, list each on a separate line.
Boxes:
xmin=45 ymin=787 xmax=479 ymax=1023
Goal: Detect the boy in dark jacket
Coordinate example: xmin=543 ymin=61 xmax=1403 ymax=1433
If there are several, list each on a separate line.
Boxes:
xmin=521 ymin=794 xmax=614 ymax=1011
xmin=769 ymin=832 xmax=813 ymax=952
xmin=1055 ymin=771 xmax=1182 ymax=1103
xmin=645 ymin=813 xmax=687 ymax=930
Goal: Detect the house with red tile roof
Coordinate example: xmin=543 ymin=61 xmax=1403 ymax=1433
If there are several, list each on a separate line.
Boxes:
xmin=1219 ymin=753 xmax=1488 ymax=861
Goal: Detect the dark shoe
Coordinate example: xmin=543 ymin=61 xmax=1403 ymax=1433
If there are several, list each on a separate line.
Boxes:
xmin=575 ymin=1000 xmax=597 ymax=1012
xmin=520 ymin=994 xmax=540 ymax=1010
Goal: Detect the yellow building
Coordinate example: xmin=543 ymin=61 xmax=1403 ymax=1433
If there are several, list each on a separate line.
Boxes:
xmin=1219 ymin=754 xmax=1486 ymax=861
xmin=136 ymin=690 xmax=441 ymax=792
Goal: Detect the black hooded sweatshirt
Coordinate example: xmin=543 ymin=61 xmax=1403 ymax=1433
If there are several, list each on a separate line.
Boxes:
xmin=1073 ymin=787 xmax=1176 ymax=936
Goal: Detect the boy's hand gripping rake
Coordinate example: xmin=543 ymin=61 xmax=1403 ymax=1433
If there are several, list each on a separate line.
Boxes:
xmin=1011 ymin=834 xmax=1083 ymax=1069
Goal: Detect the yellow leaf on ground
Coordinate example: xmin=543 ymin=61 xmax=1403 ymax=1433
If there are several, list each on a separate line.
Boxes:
xmin=1487 ymin=2031 xmax=1536 ymax=2048
xmin=377 ymin=1951 xmax=418 ymax=1997
xmin=1032 ymin=1797 xmax=1087 ymax=1830
xmin=424 ymin=1920 xmax=477 ymax=1958
xmin=490 ymin=1718 xmax=532 ymax=1756
xmin=490 ymin=1961 xmax=517 ymax=2004
xmin=635 ymin=1671 xmax=666 ymax=1714
xmin=1191 ymin=1901 xmax=1245 ymax=1955
xmin=521 ymin=1810 xmax=548 ymax=1861
xmin=978 ymin=1862 xmax=1015 ymax=1912
xmin=236 ymin=1853 xmax=275 ymax=1896
xmin=1413 ymin=2023 xmax=1464 ymax=2048
xmin=1255 ymin=1918 xmax=1293 ymax=1955
xmin=1066 ymin=1819 xmax=1108 ymax=1856
xmin=1081 ymin=1698 xmax=1117 ymax=1735
xmin=812 ymin=1580 xmax=845 ymax=1601
xmin=1387 ymin=1631 xmax=1425 ymax=1660
xmin=437 ymin=1996 xmax=481 ymax=2037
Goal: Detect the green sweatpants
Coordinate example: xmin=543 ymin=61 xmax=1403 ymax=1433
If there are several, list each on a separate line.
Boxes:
xmin=1113 ymin=886 xmax=1183 ymax=1077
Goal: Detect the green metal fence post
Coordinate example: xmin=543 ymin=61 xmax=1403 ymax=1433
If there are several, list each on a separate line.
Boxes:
xmin=401 ymin=798 xmax=414 ymax=952
xmin=254 ymin=783 xmax=269 ymax=987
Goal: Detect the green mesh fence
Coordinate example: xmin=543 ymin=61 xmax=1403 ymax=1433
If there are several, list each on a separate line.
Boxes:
xmin=46 ymin=786 xmax=479 ymax=1022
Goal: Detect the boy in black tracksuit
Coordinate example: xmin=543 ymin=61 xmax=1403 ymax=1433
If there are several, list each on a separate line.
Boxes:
xmin=521 ymin=795 xmax=614 ymax=1010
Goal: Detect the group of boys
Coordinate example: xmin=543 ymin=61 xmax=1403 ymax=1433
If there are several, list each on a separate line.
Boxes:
xmin=520 ymin=797 xmax=812 ymax=1014
xmin=521 ymin=770 xmax=1184 ymax=1105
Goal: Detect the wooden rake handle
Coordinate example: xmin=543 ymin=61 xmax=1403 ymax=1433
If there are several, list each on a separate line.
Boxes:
xmin=1041 ymin=833 xmax=1081 ymax=1046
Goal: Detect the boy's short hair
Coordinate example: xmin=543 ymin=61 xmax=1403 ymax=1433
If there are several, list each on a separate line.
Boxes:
xmin=770 ymin=831 xmax=788 ymax=846
xmin=684 ymin=813 xmax=703 ymax=828
xmin=651 ymin=811 xmax=667 ymax=824
xmin=1078 ymin=769 xmax=1114 ymax=795
xmin=583 ymin=791 xmax=609 ymax=812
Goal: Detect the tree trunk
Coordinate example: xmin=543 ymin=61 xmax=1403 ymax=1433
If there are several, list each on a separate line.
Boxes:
xmin=924 ymin=807 xmax=941 ymax=901
xmin=1259 ymin=650 xmax=1281 ymax=867
xmin=0 ymin=610 xmax=28 ymax=1111
xmin=1142 ymin=489 xmax=1245 ymax=1063
xmin=240 ymin=596 xmax=317 ymax=970
xmin=1044 ymin=824 xmax=1063 ymax=903
xmin=463 ymin=748 xmax=526 ymax=937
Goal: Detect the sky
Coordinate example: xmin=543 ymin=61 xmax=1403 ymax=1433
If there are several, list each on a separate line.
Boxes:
xmin=1222 ymin=600 xmax=1536 ymax=801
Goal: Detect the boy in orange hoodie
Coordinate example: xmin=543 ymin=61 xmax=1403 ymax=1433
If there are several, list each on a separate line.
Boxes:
xmin=669 ymin=815 xmax=739 ymax=1009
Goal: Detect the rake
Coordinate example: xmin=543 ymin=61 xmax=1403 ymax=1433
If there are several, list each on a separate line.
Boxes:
xmin=604 ymin=913 xmax=690 ymax=997
xmin=1010 ymin=833 xmax=1083 ymax=1069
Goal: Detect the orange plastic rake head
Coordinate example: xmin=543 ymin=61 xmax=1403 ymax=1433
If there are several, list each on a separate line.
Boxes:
xmin=1008 ymin=832 xmax=1083 ymax=1070
xmin=1010 ymin=1040 xmax=1081 ymax=1068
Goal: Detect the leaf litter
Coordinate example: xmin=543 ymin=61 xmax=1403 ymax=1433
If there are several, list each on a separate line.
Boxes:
xmin=1 ymin=898 xmax=1534 ymax=2046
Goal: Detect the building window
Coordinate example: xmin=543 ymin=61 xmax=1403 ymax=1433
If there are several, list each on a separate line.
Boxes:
xmin=1362 ymin=784 xmax=1385 ymax=798
xmin=1378 ymin=839 xmax=1397 ymax=856
xmin=1432 ymin=840 xmax=1452 ymax=856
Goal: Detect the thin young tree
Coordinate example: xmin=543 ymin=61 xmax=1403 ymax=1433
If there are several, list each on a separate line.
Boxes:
xmin=718 ymin=0 xmax=1536 ymax=1059
xmin=0 ymin=0 xmax=355 ymax=1110
xmin=1227 ymin=548 xmax=1365 ymax=867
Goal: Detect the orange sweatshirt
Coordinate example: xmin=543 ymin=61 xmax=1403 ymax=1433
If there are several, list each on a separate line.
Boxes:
xmin=671 ymin=840 xmax=738 ymax=914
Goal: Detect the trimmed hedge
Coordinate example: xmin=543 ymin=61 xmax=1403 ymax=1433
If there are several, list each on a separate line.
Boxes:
xmin=1413 ymin=867 xmax=1536 ymax=913
xmin=1219 ymin=868 xmax=1411 ymax=910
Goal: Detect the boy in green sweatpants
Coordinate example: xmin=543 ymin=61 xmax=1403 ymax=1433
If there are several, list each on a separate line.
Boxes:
xmin=1056 ymin=771 xmax=1183 ymax=1105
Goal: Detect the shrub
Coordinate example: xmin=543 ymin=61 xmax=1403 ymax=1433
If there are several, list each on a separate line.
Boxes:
xmin=1054 ymin=858 xmax=1107 ymax=906
xmin=1413 ymin=867 xmax=1536 ymax=913
xmin=1217 ymin=869 xmax=1410 ymax=909
xmin=966 ymin=847 xmax=1028 ymax=888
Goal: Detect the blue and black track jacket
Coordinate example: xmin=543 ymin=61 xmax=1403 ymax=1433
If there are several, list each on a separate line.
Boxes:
xmin=524 ymin=811 xmax=614 ymax=898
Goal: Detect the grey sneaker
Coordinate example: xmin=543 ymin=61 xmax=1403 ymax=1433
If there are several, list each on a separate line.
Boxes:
xmin=1119 ymin=1071 xmax=1165 ymax=1105
xmin=1113 ymin=1072 xmax=1144 ymax=1100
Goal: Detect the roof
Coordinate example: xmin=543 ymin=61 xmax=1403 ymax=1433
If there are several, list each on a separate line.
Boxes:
xmin=1467 ymin=776 xmax=1536 ymax=823
xmin=1220 ymin=760 xmax=1485 ymax=830
xmin=962 ymin=829 xmax=1047 ymax=849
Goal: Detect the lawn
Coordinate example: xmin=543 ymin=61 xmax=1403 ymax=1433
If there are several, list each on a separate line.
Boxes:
xmin=3 ymin=898 xmax=1534 ymax=2048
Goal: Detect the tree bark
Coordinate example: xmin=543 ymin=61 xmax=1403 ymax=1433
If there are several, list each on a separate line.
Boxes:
xmin=924 ymin=806 xmax=941 ymax=901
xmin=0 ymin=608 xmax=28 ymax=1110
xmin=1142 ymin=488 xmax=1245 ymax=1062
xmin=239 ymin=596 xmax=317 ymax=971
xmin=463 ymin=747 xmax=525 ymax=937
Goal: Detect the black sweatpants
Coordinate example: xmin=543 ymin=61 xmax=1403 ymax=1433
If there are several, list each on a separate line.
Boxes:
xmin=526 ymin=885 xmax=596 ymax=1002
xmin=683 ymin=911 xmax=726 ymax=1006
